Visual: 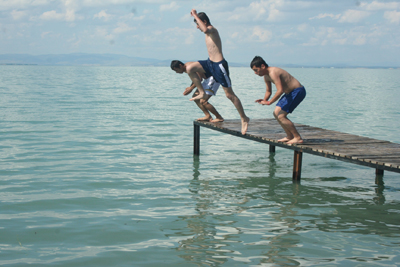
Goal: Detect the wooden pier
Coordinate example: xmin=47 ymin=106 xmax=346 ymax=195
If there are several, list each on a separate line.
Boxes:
xmin=193 ymin=119 xmax=400 ymax=181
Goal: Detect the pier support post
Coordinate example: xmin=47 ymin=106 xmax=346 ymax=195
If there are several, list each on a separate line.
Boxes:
xmin=293 ymin=151 xmax=303 ymax=181
xmin=269 ymin=145 xmax=276 ymax=153
xmin=194 ymin=123 xmax=200 ymax=156
xmin=375 ymin=168 xmax=384 ymax=176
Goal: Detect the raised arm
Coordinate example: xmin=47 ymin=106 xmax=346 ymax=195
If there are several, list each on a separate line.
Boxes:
xmin=191 ymin=9 xmax=209 ymax=33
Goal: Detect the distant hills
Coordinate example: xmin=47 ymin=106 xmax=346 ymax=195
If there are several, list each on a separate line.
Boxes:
xmin=0 ymin=53 xmax=397 ymax=68
xmin=0 ymin=53 xmax=174 ymax=66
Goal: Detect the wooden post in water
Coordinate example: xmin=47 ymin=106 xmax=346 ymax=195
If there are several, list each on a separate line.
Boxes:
xmin=194 ymin=123 xmax=200 ymax=156
xmin=269 ymin=145 xmax=276 ymax=153
xmin=293 ymin=150 xmax=303 ymax=181
xmin=376 ymin=168 xmax=384 ymax=176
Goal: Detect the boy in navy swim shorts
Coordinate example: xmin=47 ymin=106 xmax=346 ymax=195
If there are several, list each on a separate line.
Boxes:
xmin=187 ymin=9 xmax=250 ymax=135
xmin=251 ymin=56 xmax=306 ymax=144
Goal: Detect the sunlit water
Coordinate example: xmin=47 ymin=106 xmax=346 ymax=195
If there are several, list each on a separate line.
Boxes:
xmin=0 ymin=66 xmax=399 ymax=266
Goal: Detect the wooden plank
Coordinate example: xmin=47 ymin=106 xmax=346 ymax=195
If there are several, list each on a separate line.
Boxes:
xmin=193 ymin=119 xmax=400 ymax=174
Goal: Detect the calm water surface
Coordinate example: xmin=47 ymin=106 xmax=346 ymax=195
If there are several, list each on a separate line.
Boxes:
xmin=0 ymin=66 xmax=399 ymax=266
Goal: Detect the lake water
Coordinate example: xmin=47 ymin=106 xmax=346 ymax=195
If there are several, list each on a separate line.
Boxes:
xmin=0 ymin=65 xmax=399 ymax=266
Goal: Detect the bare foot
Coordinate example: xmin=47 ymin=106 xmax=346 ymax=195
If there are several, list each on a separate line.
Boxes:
xmin=241 ymin=117 xmax=250 ymax=135
xmin=196 ymin=116 xmax=212 ymax=122
xmin=287 ymin=137 xmax=303 ymax=144
xmin=190 ymin=93 xmax=206 ymax=101
xmin=210 ymin=118 xmax=224 ymax=122
xmin=278 ymin=137 xmax=292 ymax=142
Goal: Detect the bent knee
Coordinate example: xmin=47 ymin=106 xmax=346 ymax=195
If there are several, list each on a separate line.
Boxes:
xmin=199 ymin=99 xmax=209 ymax=105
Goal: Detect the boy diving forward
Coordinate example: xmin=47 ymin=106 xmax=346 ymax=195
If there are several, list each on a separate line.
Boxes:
xmin=171 ymin=60 xmax=224 ymax=122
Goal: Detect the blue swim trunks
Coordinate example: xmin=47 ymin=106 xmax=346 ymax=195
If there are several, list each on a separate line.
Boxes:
xmin=277 ymin=86 xmax=306 ymax=113
xmin=198 ymin=58 xmax=231 ymax=88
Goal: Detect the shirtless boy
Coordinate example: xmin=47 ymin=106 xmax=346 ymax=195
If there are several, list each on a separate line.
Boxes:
xmin=171 ymin=60 xmax=224 ymax=122
xmin=188 ymin=9 xmax=250 ymax=135
xmin=251 ymin=56 xmax=306 ymax=144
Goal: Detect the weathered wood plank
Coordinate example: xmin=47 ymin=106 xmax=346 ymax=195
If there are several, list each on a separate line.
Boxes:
xmin=194 ymin=119 xmax=400 ymax=174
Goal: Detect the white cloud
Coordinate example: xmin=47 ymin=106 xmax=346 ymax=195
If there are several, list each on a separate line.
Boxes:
xmin=359 ymin=1 xmax=400 ymax=11
xmin=113 ymin=22 xmax=134 ymax=34
xmin=251 ymin=26 xmax=272 ymax=42
xmin=94 ymin=10 xmax=112 ymax=21
xmin=309 ymin=13 xmax=341 ymax=20
xmin=41 ymin=31 xmax=50 ymax=38
xmin=338 ymin=10 xmax=370 ymax=23
xmin=160 ymin=1 xmax=179 ymax=12
xmin=11 ymin=10 xmax=27 ymax=20
xmin=227 ymin=0 xmax=284 ymax=22
xmin=40 ymin=10 xmax=65 ymax=21
xmin=0 ymin=0 xmax=51 ymax=11
xmin=39 ymin=9 xmax=80 ymax=21
xmin=93 ymin=27 xmax=114 ymax=40
xmin=384 ymin=10 xmax=400 ymax=24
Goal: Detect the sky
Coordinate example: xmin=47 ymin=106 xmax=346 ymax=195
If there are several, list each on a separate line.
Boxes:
xmin=0 ymin=0 xmax=399 ymax=67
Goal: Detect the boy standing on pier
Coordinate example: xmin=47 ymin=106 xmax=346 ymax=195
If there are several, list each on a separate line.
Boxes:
xmin=188 ymin=9 xmax=250 ymax=135
xmin=171 ymin=60 xmax=224 ymax=122
xmin=251 ymin=56 xmax=306 ymax=144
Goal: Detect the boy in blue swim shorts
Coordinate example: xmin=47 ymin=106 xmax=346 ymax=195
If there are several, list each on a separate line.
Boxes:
xmin=251 ymin=56 xmax=306 ymax=144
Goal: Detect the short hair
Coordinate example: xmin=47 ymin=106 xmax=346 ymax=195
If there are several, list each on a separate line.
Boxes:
xmin=170 ymin=60 xmax=184 ymax=70
xmin=250 ymin=56 xmax=268 ymax=68
xmin=194 ymin=12 xmax=211 ymax=25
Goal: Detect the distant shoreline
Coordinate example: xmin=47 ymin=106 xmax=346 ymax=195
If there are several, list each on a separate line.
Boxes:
xmin=0 ymin=53 xmax=398 ymax=69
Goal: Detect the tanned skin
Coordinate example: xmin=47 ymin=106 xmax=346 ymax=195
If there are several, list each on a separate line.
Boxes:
xmin=172 ymin=62 xmax=224 ymax=122
xmin=253 ymin=64 xmax=304 ymax=144
xmin=189 ymin=9 xmax=250 ymax=135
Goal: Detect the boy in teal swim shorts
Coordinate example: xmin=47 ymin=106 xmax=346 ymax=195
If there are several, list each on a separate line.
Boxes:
xmin=251 ymin=56 xmax=306 ymax=144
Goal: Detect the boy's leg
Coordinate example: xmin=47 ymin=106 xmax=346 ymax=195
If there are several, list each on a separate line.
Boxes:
xmin=273 ymin=106 xmax=303 ymax=144
xmin=186 ymin=62 xmax=207 ymax=101
xmin=192 ymin=91 xmax=212 ymax=121
xmin=222 ymin=86 xmax=250 ymax=135
xmin=201 ymin=96 xmax=224 ymax=122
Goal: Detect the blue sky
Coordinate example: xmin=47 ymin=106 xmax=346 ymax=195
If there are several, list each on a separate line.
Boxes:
xmin=0 ymin=0 xmax=399 ymax=66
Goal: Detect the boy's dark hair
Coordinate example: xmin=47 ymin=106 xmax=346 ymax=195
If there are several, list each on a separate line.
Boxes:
xmin=194 ymin=12 xmax=211 ymax=25
xmin=250 ymin=56 xmax=268 ymax=68
xmin=170 ymin=60 xmax=184 ymax=70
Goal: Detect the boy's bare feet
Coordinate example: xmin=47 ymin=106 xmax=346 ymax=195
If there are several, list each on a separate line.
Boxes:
xmin=210 ymin=118 xmax=224 ymax=122
xmin=241 ymin=117 xmax=250 ymax=135
xmin=287 ymin=137 xmax=303 ymax=144
xmin=278 ymin=137 xmax=292 ymax=142
xmin=196 ymin=116 xmax=212 ymax=122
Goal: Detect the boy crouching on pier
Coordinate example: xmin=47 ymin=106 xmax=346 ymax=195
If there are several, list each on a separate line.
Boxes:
xmin=251 ymin=56 xmax=306 ymax=144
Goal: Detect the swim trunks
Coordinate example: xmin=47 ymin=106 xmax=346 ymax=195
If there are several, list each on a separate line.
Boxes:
xmin=276 ymin=86 xmax=306 ymax=113
xmin=202 ymin=76 xmax=220 ymax=96
xmin=198 ymin=58 xmax=231 ymax=88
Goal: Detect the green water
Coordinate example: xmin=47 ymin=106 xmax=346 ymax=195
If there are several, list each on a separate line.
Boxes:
xmin=0 ymin=66 xmax=399 ymax=266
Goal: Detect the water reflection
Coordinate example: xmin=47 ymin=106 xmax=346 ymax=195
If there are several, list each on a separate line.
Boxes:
xmin=172 ymin=156 xmax=400 ymax=266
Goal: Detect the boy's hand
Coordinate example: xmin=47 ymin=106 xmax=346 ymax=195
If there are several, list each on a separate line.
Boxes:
xmin=255 ymin=99 xmax=271 ymax=105
xmin=183 ymin=87 xmax=193 ymax=95
xmin=190 ymin=9 xmax=197 ymax=17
